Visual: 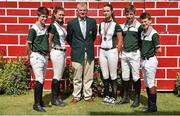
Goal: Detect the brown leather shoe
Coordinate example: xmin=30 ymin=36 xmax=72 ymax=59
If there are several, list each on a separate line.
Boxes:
xmin=70 ymin=98 xmax=79 ymax=104
xmin=85 ymin=98 xmax=96 ymax=103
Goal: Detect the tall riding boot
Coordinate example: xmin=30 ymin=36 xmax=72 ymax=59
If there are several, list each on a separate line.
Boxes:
xmin=33 ymin=81 xmax=46 ymax=112
xmin=103 ymin=79 xmax=110 ymax=97
xmin=131 ymin=79 xmax=141 ymax=107
xmin=118 ymin=81 xmax=130 ymax=104
xmin=57 ymin=80 xmax=65 ymax=107
xmin=148 ymin=92 xmax=157 ymax=112
xmin=40 ymin=83 xmax=45 ymax=107
xmin=145 ymin=87 xmax=150 ymax=109
xmin=111 ymin=79 xmax=117 ymax=99
xmin=51 ymin=79 xmax=65 ymax=107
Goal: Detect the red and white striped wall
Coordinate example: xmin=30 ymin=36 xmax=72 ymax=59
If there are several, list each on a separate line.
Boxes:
xmin=0 ymin=1 xmax=180 ymax=91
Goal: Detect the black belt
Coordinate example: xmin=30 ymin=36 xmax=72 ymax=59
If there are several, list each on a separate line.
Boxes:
xmin=54 ymin=48 xmax=66 ymax=51
xmin=38 ymin=52 xmax=47 ymax=56
xmin=100 ymin=47 xmax=115 ymax=51
xmin=142 ymin=55 xmax=155 ymax=60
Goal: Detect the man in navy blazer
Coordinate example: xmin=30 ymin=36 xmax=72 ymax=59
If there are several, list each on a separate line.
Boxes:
xmin=67 ymin=2 xmax=97 ymax=103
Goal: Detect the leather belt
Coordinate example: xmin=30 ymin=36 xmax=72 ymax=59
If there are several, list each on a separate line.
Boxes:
xmin=38 ymin=52 xmax=47 ymax=56
xmin=142 ymin=55 xmax=155 ymax=60
xmin=100 ymin=47 xmax=115 ymax=51
xmin=54 ymin=48 xmax=66 ymax=51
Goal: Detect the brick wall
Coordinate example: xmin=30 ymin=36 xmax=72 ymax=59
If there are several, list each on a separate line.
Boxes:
xmin=0 ymin=1 xmax=180 ymax=91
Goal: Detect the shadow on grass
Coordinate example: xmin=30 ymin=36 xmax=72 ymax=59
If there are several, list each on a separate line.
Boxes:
xmin=42 ymin=93 xmax=51 ymax=107
xmin=130 ymin=93 xmax=148 ymax=106
xmin=89 ymin=111 xmax=180 ymax=115
xmin=42 ymin=88 xmax=72 ymax=106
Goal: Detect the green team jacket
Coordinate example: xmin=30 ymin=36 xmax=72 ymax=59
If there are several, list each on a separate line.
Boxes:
xmin=66 ymin=17 xmax=97 ymax=63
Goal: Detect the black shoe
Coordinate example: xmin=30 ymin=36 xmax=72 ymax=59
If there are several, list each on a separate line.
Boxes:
xmin=52 ymin=98 xmax=65 ymax=107
xmin=131 ymin=98 xmax=140 ymax=107
xmin=118 ymin=97 xmax=130 ymax=104
xmin=147 ymin=108 xmax=157 ymax=112
xmin=143 ymin=107 xmax=157 ymax=112
xmin=33 ymin=103 xmax=46 ymax=112
xmin=40 ymin=101 xmax=47 ymax=107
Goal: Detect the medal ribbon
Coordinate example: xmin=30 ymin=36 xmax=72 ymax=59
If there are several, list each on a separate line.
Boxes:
xmin=104 ymin=21 xmax=112 ymax=40
xmin=55 ymin=21 xmax=66 ymax=38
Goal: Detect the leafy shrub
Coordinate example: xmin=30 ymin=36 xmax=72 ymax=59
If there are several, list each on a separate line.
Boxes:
xmin=63 ymin=60 xmax=75 ymax=94
xmin=0 ymin=58 xmax=30 ymax=95
xmin=176 ymin=73 xmax=180 ymax=97
xmin=93 ymin=63 xmax=103 ymax=97
xmin=63 ymin=61 xmax=75 ymax=83
xmin=0 ymin=54 xmax=6 ymax=93
xmin=0 ymin=57 xmax=5 ymax=70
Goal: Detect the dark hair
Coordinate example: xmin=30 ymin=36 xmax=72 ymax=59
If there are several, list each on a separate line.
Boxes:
xmin=125 ymin=4 xmax=136 ymax=14
xmin=51 ymin=7 xmax=65 ymax=23
xmin=140 ymin=12 xmax=151 ymax=20
xmin=37 ymin=7 xmax=49 ymax=16
xmin=104 ymin=4 xmax=115 ymax=21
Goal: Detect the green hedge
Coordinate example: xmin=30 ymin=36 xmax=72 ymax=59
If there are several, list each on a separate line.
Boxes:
xmin=0 ymin=58 xmax=30 ymax=95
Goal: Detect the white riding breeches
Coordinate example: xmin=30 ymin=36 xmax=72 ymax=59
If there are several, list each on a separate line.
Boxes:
xmin=100 ymin=48 xmax=118 ymax=80
xmin=30 ymin=52 xmax=48 ymax=84
xmin=121 ymin=49 xmax=140 ymax=82
xmin=141 ymin=56 xmax=158 ymax=88
xmin=50 ymin=49 xmax=66 ymax=81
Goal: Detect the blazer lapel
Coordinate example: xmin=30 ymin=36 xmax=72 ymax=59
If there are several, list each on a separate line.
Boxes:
xmin=85 ymin=17 xmax=90 ymax=39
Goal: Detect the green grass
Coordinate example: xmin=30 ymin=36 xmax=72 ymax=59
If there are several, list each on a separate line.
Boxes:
xmin=0 ymin=91 xmax=180 ymax=115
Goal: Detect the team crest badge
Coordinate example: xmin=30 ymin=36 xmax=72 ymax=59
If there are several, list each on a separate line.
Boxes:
xmin=89 ymin=31 xmax=92 ymax=34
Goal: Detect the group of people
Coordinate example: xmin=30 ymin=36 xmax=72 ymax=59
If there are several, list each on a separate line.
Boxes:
xmin=27 ymin=2 xmax=161 ymax=113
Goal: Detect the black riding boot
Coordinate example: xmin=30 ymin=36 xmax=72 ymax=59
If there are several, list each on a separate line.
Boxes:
xmin=57 ymin=79 xmax=65 ymax=106
xmin=118 ymin=81 xmax=130 ymax=104
xmin=51 ymin=79 xmax=65 ymax=107
xmin=148 ymin=93 xmax=157 ymax=112
xmin=103 ymin=79 xmax=110 ymax=97
xmin=111 ymin=79 xmax=117 ymax=99
xmin=131 ymin=79 xmax=141 ymax=107
xmin=33 ymin=81 xmax=46 ymax=112
xmin=144 ymin=87 xmax=150 ymax=109
xmin=40 ymin=83 xmax=45 ymax=107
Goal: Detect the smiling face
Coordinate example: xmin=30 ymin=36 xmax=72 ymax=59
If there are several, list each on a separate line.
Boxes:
xmin=37 ymin=7 xmax=49 ymax=26
xmin=125 ymin=11 xmax=135 ymax=24
xmin=38 ymin=14 xmax=48 ymax=26
xmin=54 ymin=10 xmax=65 ymax=23
xmin=103 ymin=6 xmax=113 ymax=20
xmin=141 ymin=18 xmax=152 ymax=31
xmin=77 ymin=3 xmax=87 ymax=20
